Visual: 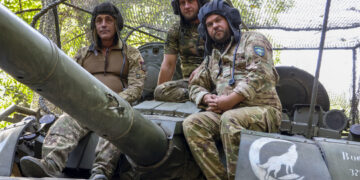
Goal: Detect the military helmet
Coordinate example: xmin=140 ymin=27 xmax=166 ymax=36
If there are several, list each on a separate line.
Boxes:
xmin=198 ymin=0 xmax=241 ymax=54
xmin=90 ymin=2 xmax=123 ymax=31
xmin=171 ymin=0 xmax=209 ymax=15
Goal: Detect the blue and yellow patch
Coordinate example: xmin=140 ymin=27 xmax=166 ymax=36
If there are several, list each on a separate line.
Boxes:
xmin=254 ymin=46 xmax=265 ymax=57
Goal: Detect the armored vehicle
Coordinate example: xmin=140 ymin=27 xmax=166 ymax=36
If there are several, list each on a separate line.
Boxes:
xmin=1 ymin=3 xmax=360 ymax=180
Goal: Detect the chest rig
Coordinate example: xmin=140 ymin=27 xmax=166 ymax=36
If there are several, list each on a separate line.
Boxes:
xmin=82 ymin=43 xmax=129 ymax=92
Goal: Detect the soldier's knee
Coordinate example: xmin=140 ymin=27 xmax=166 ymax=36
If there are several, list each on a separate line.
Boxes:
xmin=220 ymin=114 xmax=231 ymax=133
xmin=221 ymin=111 xmax=240 ymax=124
xmin=59 ymin=113 xmax=71 ymax=119
xmin=182 ymin=117 xmax=192 ymax=133
xmin=182 ymin=115 xmax=198 ymax=135
xmin=47 ymin=115 xmax=69 ymax=134
xmin=154 ymin=85 xmax=165 ymax=100
xmin=220 ymin=111 xmax=246 ymax=130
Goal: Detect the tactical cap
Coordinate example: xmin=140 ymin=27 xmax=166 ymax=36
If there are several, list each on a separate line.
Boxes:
xmin=91 ymin=2 xmax=123 ymax=31
xmin=198 ymin=0 xmax=241 ymax=54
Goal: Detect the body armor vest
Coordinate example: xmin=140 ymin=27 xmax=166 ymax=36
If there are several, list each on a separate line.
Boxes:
xmin=83 ymin=49 xmax=129 ymax=93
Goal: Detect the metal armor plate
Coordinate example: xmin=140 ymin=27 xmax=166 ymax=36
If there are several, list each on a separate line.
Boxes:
xmin=236 ymin=130 xmax=331 ymax=180
xmin=315 ymin=137 xmax=360 ymax=180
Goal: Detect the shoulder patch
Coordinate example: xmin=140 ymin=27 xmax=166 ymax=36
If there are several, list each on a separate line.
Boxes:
xmin=254 ymin=46 xmax=265 ymax=57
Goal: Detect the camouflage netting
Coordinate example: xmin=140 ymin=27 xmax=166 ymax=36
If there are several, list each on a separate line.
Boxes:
xmin=4 ymin=0 xmax=359 ymax=121
xmin=65 ymin=0 xmax=360 ymax=49
xmin=58 ymin=0 xmax=360 ymax=122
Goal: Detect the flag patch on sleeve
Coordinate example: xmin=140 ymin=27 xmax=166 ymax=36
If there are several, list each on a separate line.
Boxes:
xmin=254 ymin=46 xmax=265 ymax=57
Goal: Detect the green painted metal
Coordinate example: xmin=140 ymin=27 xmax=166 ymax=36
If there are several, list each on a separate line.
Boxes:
xmin=315 ymin=138 xmax=360 ymax=180
xmin=139 ymin=42 xmax=183 ymax=100
xmin=0 ymin=118 xmax=35 ymax=176
xmin=236 ymin=130 xmax=332 ymax=180
xmin=0 ymin=4 xmax=167 ymax=166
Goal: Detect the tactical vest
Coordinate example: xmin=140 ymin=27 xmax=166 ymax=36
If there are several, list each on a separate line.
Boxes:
xmin=83 ymin=47 xmax=129 ymax=93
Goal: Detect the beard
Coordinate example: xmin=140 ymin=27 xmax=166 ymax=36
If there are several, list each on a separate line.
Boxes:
xmin=183 ymin=14 xmax=198 ymax=23
xmin=211 ymin=29 xmax=232 ymax=53
xmin=212 ymin=29 xmax=231 ymax=44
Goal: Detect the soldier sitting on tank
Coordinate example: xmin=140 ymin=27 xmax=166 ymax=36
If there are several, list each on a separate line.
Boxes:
xmin=182 ymin=0 xmax=282 ymax=179
xmin=154 ymin=0 xmax=233 ymax=102
xmin=19 ymin=2 xmax=145 ymax=180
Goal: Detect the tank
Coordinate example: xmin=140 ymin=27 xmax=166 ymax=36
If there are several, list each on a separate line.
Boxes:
xmin=1 ymin=3 xmax=360 ymax=180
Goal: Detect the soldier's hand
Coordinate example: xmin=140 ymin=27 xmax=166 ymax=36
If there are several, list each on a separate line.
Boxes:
xmin=213 ymin=95 xmax=234 ymax=111
xmin=206 ymin=106 xmax=223 ymax=114
xmin=203 ymin=94 xmax=217 ymax=106
xmin=203 ymin=94 xmax=223 ymax=113
xmin=215 ymin=93 xmax=245 ymax=111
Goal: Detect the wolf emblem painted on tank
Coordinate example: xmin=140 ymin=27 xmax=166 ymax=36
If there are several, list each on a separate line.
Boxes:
xmin=249 ymin=137 xmax=304 ymax=180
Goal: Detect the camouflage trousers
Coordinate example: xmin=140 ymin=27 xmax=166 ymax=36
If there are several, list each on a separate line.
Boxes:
xmin=183 ymin=106 xmax=281 ymax=180
xmin=42 ymin=114 xmax=121 ymax=179
xmin=154 ymin=79 xmax=189 ymax=102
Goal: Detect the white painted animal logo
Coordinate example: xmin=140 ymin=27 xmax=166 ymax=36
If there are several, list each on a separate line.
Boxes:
xmin=258 ymin=145 xmax=298 ymax=179
xmin=248 ymin=137 xmax=304 ymax=180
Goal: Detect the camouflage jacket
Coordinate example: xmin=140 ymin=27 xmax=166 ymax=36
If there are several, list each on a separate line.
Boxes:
xmin=165 ymin=21 xmax=205 ymax=78
xmin=74 ymin=40 xmax=145 ymax=103
xmin=189 ymin=31 xmax=282 ymax=111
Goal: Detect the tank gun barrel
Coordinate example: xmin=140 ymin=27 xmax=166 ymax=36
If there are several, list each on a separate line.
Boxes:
xmin=0 ymin=4 xmax=168 ymax=166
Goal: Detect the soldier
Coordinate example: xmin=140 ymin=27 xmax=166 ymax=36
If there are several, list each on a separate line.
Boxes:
xmin=19 ymin=2 xmax=145 ymax=180
xmin=154 ymin=0 xmax=206 ymax=102
xmin=182 ymin=0 xmax=282 ymax=179
xmin=154 ymin=0 xmax=232 ymax=102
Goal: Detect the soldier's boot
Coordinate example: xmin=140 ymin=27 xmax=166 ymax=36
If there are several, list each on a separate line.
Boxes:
xmin=90 ymin=137 xmax=121 ymax=180
xmin=19 ymin=156 xmax=63 ymax=177
xmin=90 ymin=167 xmax=110 ymax=180
xmin=89 ymin=173 xmax=108 ymax=180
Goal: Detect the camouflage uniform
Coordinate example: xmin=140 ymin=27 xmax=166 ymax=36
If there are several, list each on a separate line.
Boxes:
xmin=42 ymin=40 xmax=145 ymax=179
xmin=183 ymin=32 xmax=282 ymax=180
xmin=154 ymin=21 xmax=205 ymax=102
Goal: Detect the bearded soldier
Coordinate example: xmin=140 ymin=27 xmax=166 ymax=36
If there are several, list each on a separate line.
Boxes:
xmin=19 ymin=2 xmax=145 ymax=180
xmin=154 ymin=0 xmax=233 ymax=102
xmin=182 ymin=0 xmax=282 ymax=179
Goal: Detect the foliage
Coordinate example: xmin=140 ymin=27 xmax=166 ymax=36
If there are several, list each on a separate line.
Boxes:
xmin=234 ymin=0 xmax=295 ymax=25
xmin=329 ymin=92 xmax=351 ymax=118
xmin=273 ymin=50 xmax=281 ymax=65
xmin=0 ymin=0 xmax=41 ymax=24
xmin=58 ymin=4 xmax=91 ymax=57
xmin=0 ymin=70 xmax=33 ymax=108
xmin=122 ymin=30 xmax=163 ymax=47
xmin=0 ymin=69 xmax=33 ymax=128
xmin=0 ymin=121 xmax=10 ymax=129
